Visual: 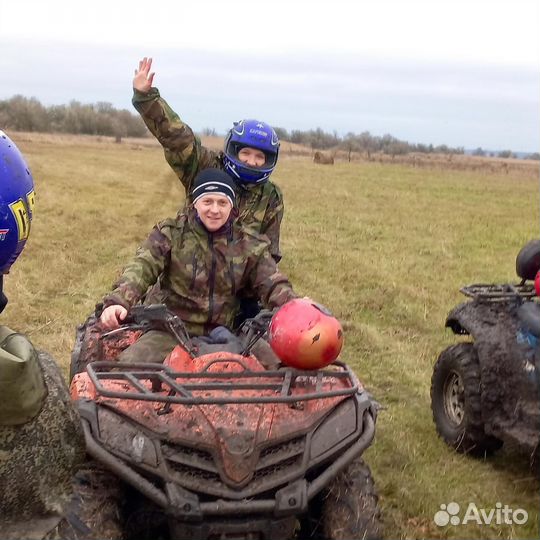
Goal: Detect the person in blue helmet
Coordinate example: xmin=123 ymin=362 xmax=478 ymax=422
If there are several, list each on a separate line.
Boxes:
xmin=0 ymin=131 xmax=123 ymax=540
xmin=132 ymin=57 xmax=284 ymax=264
xmin=0 ymin=130 xmax=82 ymax=538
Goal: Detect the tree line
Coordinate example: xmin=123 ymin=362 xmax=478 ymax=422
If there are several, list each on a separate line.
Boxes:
xmin=1 ymin=95 xmax=537 ymax=159
xmin=0 ymin=95 xmax=147 ymax=139
xmin=273 ymin=127 xmax=539 ymax=160
xmin=471 ymin=147 xmax=540 ymax=160
xmin=274 ymin=126 xmax=465 ymax=157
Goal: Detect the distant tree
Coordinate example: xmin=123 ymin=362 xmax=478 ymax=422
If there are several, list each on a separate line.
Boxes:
xmin=380 ymin=133 xmax=398 ymax=153
xmin=434 ymin=144 xmax=449 ymax=154
xmin=358 ymin=131 xmax=377 ymax=159
xmin=273 ymin=127 xmax=289 ymax=141
xmin=385 ymin=141 xmax=408 ymax=158
xmin=341 ymin=132 xmax=360 ymax=162
xmin=117 ymin=109 xmax=147 ymax=137
xmin=309 ymin=127 xmax=332 ymax=149
xmin=0 ymin=95 xmax=49 ymax=132
xmin=525 ymin=152 xmax=540 ymax=160
xmin=48 ymin=104 xmax=67 ymax=132
xmin=472 ymin=147 xmax=486 ymax=156
xmin=111 ymin=117 xmax=126 ymax=143
xmin=96 ymin=102 xmax=115 ymax=114
xmin=289 ymin=129 xmax=306 ymax=145
xmin=201 ymin=127 xmax=217 ymax=136
xmin=497 ymin=150 xmax=513 ymax=158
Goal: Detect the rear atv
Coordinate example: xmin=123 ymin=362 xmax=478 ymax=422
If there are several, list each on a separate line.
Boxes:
xmin=70 ymin=305 xmax=382 ymax=540
xmin=431 ymin=240 xmax=540 ymax=461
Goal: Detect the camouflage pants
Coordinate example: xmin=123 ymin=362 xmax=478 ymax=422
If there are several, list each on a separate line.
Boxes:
xmin=118 ymin=330 xmax=178 ymax=364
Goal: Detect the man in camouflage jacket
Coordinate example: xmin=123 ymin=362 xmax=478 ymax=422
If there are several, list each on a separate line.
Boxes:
xmin=100 ymin=169 xmax=296 ymax=363
xmin=132 ymin=57 xmax=284 ymax=263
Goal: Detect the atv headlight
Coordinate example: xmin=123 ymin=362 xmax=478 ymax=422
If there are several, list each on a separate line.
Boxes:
xmin=310 ymin=399 xmax=357 ymax=460
xmin=97 ymin=407 xmax=158 ymax=467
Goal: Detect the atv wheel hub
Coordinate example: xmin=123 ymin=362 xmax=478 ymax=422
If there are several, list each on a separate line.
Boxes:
xmin=443 ymin=371 xmax=465 ymax=426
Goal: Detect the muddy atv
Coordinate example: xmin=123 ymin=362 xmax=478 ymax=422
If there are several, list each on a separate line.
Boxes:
xmin=70 ymin=305 xmax=382 ymax=540
xmin=431 ymin=240 xmax=540 ymax=461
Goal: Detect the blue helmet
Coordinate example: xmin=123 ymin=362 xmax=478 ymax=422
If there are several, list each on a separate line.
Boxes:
xmin=0 ymin=130 xmax=35 ymax=274
xmin=223 ymin=119 xmax=280 ymax=184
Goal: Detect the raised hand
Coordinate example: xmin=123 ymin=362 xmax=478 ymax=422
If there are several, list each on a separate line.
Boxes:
xmin=133 ymin=57 xmax=155 ymax=93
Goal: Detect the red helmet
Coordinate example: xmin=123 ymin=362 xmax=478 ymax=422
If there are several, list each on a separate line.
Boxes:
xmin=268 ymin=299 xmax=344 ymax=369
xmin=535 ymin=271 xmax=540 ymax=296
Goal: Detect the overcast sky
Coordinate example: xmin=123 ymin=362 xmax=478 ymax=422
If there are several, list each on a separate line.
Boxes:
xmin=1 ymin=0 xmax=538 ymax=152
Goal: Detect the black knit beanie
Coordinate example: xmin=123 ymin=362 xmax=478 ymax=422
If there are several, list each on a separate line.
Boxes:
xmin=190 ymin=168 xmax=237 ymax=207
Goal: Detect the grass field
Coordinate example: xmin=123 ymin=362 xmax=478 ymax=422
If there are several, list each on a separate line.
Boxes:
xmin=4 ymin=133 xmax=540 ymax=539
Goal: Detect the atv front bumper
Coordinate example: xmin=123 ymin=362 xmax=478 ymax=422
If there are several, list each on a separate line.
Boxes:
xmin=80 ymin=406 xmax=376 ymax=519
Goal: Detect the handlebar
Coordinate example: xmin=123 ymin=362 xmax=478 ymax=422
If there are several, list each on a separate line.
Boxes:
xmin=121 ymin=305 xmax=277 ymax=357
xmin=123 ymin=304 xmax=195 ymax=355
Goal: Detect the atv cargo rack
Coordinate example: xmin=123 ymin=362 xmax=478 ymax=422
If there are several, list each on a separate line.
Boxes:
xmin=86 ymin=359 xmax=359 ymax=405
xmin=460 ymin=283 xmax=536 ymax=302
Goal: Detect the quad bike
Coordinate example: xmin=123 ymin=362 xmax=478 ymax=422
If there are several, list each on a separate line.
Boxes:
xmin=431 ymin=240 xmax=540 ymax=461
xmin=69 ymin=304 xmax=382 ymax=540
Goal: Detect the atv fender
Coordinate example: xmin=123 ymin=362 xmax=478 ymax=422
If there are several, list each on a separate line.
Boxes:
xmin=445 ymin=300 xmax=510 ymax=337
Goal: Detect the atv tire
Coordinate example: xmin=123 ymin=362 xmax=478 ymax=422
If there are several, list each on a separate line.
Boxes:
xmin=59 ymin=460 xmax=125 ymax=540
xmin=431 ymin=343 xmax=503 ymax=456
xmin=308 ymin=457 xmax=382 ymax=540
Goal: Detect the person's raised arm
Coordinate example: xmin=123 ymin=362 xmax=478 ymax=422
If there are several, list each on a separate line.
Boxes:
xmin=131 ymin=57 xmax=219 ymax=192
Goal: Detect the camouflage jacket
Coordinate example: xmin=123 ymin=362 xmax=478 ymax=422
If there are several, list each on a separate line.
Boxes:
xmin=104 ymin=209 xmax=296 ymax=336
xmin=132 ymin=88 xmax=284 ymax=262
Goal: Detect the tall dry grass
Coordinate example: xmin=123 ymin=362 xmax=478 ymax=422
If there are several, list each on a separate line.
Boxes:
xmin=3 ymin=133 xmax=539 ymax=539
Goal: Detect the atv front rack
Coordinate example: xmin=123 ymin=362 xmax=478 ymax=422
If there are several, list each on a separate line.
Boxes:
xmin=85 ymin=359 xmax=359 ymax=405
xmin=460 ymin=283 xmax=536 ymax=302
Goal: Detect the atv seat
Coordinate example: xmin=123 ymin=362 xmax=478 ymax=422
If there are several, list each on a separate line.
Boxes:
xmin=518 ymin=302 xmax=540 ymax=338
xmin=192 ymin=327 xmax=244 ymax=356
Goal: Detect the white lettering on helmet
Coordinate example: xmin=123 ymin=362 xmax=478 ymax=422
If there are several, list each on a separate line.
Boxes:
xmin=249 ymin=129 xmax=268 ymax=137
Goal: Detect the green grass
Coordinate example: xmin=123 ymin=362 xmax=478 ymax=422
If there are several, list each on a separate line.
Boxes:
xmin=4 ymin=136 xmax=539 ymax=539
